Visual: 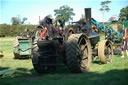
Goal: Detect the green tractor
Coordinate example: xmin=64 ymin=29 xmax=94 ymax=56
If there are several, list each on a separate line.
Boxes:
xmin=31 ymin=8 xmax=113 ymax=73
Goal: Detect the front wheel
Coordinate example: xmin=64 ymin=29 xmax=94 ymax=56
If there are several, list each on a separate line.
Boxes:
xmin=98 ymin=40 xmax=113 ymax=64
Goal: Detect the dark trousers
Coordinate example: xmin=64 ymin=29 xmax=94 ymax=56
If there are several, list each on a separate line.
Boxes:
xmin=46 ymin=24 xmax=54 ymax=38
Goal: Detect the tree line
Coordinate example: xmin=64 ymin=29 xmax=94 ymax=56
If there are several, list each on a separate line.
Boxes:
xmin=0 ymin=24 xmax=37 ymax=37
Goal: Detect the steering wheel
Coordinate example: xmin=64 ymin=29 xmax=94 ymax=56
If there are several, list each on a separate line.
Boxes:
xmin=38 ymin=28 xmax=48 ymax=38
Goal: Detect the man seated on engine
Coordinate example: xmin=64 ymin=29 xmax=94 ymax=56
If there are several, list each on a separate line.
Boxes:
xmin=91 ymin=26 xmax=98 ymax=35
xmin=41 ymin=14 xmax=53 ymax=39
xmin=78 ymin=18 xmax=91 ymax=35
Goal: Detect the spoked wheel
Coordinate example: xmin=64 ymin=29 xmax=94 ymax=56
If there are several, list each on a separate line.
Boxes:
xmin=65 ymin=33 xmax=92 ymax=73
xmin=98 ymin=40 xmax=113 ymax=64
xmin=79 ymin=37 xmax=92 ymax=72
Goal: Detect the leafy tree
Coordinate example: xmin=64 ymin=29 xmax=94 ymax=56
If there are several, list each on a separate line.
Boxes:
xmin=54 ymin=5 xmax=75 ymax=24
xmin=119 ymin=6 xmax=128 ymax=22
xmin=11 ymin=16 xmax=27 ymax=25
xmin=100 ymin=0 xmax=111 ymax=25
xmin=21 ymin=17 xmax=27 ymax=24
xmin=11 ymin=17 xmax=20 ymax=25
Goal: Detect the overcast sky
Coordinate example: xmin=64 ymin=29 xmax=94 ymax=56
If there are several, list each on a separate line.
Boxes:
xmin=0 ymin=0 xmax=128 ymax=25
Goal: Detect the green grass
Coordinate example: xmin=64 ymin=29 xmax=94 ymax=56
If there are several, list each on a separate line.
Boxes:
xmin=0 ymin=37 xmax=32 ymax=70
xmin=0 ymin=37 xmax=128 ymax=85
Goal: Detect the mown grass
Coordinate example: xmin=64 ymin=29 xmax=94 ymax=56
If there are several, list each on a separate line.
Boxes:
xmin=0 ymin=37 xmax=32 ymax=70
xmin=0 ymin=37 xmax=128 ymax=85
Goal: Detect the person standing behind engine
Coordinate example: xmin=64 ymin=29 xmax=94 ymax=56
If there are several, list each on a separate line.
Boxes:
xmin=121 ymin=18 xmax=128 ymax=58
xmin=121 ymin=36 xmax=128 ymax=58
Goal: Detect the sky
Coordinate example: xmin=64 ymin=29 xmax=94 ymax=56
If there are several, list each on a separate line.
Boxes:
xmin=0 ymin=0 xmax=128 ymax=25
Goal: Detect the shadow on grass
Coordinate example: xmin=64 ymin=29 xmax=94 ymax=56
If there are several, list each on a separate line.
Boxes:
xmin=0 ymin=68 xmax=128 ymax=85
xmin=0 ymin=67 xmax=9 ymax=70
xmin=92 ymin=60 xmax=101 ymax=64
xmin=27 ymin=65 xmax=71 ymax=76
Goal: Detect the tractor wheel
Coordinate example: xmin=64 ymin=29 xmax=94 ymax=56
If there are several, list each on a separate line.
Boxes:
xmin=65 ymin=33 xmax=92 ymax=73
xmin=32 ymin=30 xmax=55 ymax=73
xmin=98 ymin=40 xmax=113 ymax=64
xmin=64 ymin=27 xmax=75 ymax=41
xmin=32 ymin=37 xmax=43 ymax=73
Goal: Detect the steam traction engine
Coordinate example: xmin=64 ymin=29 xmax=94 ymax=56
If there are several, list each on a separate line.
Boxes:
xmin=32 ymin=8 xmax=113 ymax=73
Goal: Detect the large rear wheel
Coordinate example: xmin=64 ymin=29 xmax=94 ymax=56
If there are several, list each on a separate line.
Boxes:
xmin=65 ymin=34 xmax=92 ymax=73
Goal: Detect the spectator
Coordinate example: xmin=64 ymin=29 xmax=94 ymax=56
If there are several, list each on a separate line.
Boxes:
xmin=121 ymin=32 xmax=128 ymax=58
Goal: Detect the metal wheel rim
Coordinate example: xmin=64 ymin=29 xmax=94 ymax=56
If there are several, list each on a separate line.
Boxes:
xmin=78 ymin=36 xmax=92 ymax=71
xmin=98 ymin=40 xmax=113 ymax=64
xmin=105 ymin=42 xmax=113 ymax=63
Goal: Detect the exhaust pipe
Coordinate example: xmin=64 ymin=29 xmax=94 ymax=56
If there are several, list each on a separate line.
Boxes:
xmin=85 ymin=8 xmax=91 ymax=26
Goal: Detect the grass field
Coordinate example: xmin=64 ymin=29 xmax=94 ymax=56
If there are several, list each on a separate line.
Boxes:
xmin=0 ymin=37 xmax=128 ymax=85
